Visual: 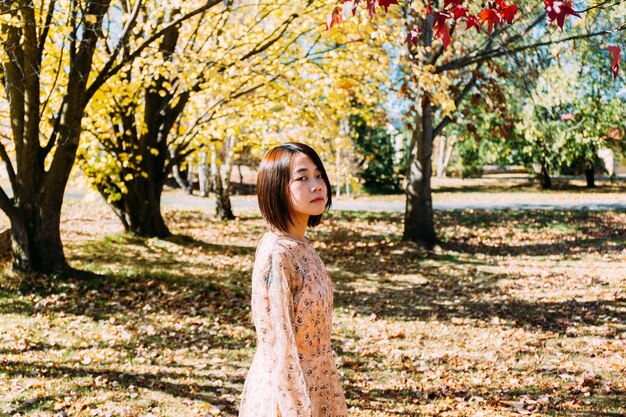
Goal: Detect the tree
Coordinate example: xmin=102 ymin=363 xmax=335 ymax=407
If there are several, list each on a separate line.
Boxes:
xmin=80 ymin=1 xmax=261 ymax=236
xmin=79 ymin=0 xmax=314 ymax=233
xmin=79 ymin=2 xmax=230 ymax=236
xmin=435 ymin=42 xmax=626 ymax=187
xmin=331 ymin=0 xmax=625 ymax=248
xmin=80 ymin=0 xmax=392 ymax=233
xmin=500 ymin=33 xmax=626 ymax=188
xmin=0 ymin=0 xmax=223 ymax=274
xmin=444 ymin=70 xmax=517 ymax=178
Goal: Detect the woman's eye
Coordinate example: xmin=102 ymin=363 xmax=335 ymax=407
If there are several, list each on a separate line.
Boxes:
xmin=297 ymin=176 xmax=307 ymax=181
xmin=316 ymin=174 xmax=323 ymax=179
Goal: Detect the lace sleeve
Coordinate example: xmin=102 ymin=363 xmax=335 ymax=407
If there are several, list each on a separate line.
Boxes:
xmin=263 ymin=253 xmax=312 ymax=417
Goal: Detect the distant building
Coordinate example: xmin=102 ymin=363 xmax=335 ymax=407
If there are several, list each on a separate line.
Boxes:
xmin=598 ymin=148 xmax=626 ymax=177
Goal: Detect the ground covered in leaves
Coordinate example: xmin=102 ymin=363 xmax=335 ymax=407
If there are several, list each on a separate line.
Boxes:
xmin=0 ymin=193 xmax=625 ymax=416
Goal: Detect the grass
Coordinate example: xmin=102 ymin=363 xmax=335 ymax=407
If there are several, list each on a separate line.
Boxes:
xmin=0 ymin=196 xmax=625 ymax=416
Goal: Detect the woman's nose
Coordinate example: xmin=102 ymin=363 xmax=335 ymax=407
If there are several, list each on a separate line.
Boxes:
xmin=312 ymin=181 xmax=323 ymax=192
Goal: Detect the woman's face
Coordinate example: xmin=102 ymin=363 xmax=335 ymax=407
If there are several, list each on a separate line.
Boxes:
xmin=288 ymin=153 xmax=328 ymax=219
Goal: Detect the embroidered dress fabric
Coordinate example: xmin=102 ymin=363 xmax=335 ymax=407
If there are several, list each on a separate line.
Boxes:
xmin=239 ymin=232 xmax=348 ymax=417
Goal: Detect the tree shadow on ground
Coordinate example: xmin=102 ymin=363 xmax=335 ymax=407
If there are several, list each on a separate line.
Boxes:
xmin=443 ymin=237 xmax=626 ymax=257
xmin=315 ymin=217 xmax=625 ymax=334
xmin=437 ymin=208 xmax=624 ymax=231
xmin=1 ymin=232 xmax=255 ymax=354
xmin=333 ymin=261 xmax=626 ymax=335
xmin=69 ymin=232 xmax=255 ymax=264
xmin=436 ymin=209 xmax=626 ymax=256
xmin=344 ymin=383 xmax=626 ymax=417
xmin=0 ymin=231 xmax=252 ymax=414
xmin=163 ymin=233 xmax=256 ymax=254
xmin=3 ymin=209 xmax=624 ymax=416
xmin=7 ymin=395 xmax=57 ymax=415
xmin=0 ymin=359 xmax=241 ymax=415
xmin=62 ymin=231 xmax=254 ymax=308
xmin=5 ymin=268 xmax=252 ymax=337
xmin=335 ymin=322 xmax=626 ymax=415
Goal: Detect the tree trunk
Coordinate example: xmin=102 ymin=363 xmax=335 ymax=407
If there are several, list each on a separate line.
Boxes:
xmin=9 ymin=203 xmax=67 ymax=274
xmin=436 ymin=135 xmax=455 ymax=178
xmin=96 ymin=167 xmax=170 ymax=238
xmin=540 ymin=163 xmax=552 ymax=189
xmin=237 ymin=163 xmax=244 ymax=195
xmin=185 ymin=160 xmax=194 ymax=194
xmin=118 ymin=176 xmax=170 ymax=237
xmin=92 ymin=16 xmax=185 ymax=238
xmin=0 ymin=229 xmax=11 ymax=264
xmin=335 ymin=146 xmax=341 ymax=199
xmin=442 ymin=136 xmax=455 ymax=176
xmin=402 ymin=11 xmax=437 ymax=249
xmin=222 ymin=136 xmax=235 ymax=195
xmin=212 ymin=153 xmax=234 ymax=220
xmin=199 ymin=151 xmax=210 ymax=197
xmin=403 ymin=98 xmax=437 ymax=248
xmin=215 ymin=177 xmax=234 ymax=220
xmin=436 ymin=136 xmax=446 ymax=178
xmin=213 ymin=139 xmax=235 ymax=221
xmin=0 ymin=0 xmax=111 ymax=275
xmin=584 ymin=167 xmax=596 ymax=188
xmin=169 ymin=145 xmax=192 ymax=192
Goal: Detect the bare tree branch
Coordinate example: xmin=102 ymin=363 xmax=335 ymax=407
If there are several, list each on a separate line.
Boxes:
xmin=69 ymin=0 xmax=78 ymax=64
xmin=86 ymin=0 xmax=142 ymax=98
xmin=241 ymin=12 xmax=299 ymax=61
xmin=0 ymin=140 xmax=16 ymax=191
xmin=40 ymin=36 xmax=65 ymax=120
xmin=434 ymin=12 xmax=545 ymax=73
xmin=433 ymin=67 xmax=481 ymax=138
xmin=85 ymin=0 xmax=224 ymax=102
xmin=37 ymin=0 xmax=57 ymax=59
xmin=436 ymin=23 xmax=626 ymax=73
xmin=577 ymin=0 xmax=626 ymax=14
xmin=0 ymin=186 xmax=14 ymax=218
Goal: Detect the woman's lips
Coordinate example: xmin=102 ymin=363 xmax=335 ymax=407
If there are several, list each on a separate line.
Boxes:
xmin=311 ymin=197 xmax=325 ymax=203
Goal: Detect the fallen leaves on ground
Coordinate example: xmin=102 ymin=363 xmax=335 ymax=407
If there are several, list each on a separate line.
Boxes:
xmin=0 ymin=198 xmax=625 ymax=416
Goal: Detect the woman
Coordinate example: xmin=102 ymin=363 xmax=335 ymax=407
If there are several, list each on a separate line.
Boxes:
xmin=239 ymin=142 xmax=348 ymax=417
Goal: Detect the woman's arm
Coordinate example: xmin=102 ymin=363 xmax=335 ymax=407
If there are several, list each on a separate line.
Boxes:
xmin=264 ymin=252 xmax=312 ymax=417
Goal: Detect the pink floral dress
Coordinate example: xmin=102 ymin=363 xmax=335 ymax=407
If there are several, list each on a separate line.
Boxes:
xmin=238 ymin=231 xmax=349 ymax=417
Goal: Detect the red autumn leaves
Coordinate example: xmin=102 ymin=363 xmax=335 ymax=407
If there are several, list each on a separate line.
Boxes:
xmin=606 ymin=46 xmax=621 ymax=80
xmin=326 ymin=0 xmax=621 ymax=79
xmin=544 ymin=0 xmax=580 ymax=29
xmin=408 ymin=0 xmax=519 ymax=49
xmin=420 ymin=0 xmax=522 ymax=49
xmin=480 ymin=0 xmax=520 ymax=33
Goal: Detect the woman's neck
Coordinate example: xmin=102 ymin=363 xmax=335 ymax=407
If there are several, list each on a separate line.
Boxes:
xmin=285 ymin=214 xmax=308 ymax=242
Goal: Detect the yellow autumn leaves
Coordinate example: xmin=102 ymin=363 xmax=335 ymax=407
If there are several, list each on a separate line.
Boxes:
xmin=1 ymin=0 xmax=462 ymax=200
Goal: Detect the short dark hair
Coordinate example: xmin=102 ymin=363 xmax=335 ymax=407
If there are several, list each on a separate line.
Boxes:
xmin=257 ymin=142 xmax=332 ymax=233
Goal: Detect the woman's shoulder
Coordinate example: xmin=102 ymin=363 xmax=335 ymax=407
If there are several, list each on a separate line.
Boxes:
xmin=260 ymin=231 xmax=308 ymax=249
xmin=253 ymin=234 xmax=303 ymax=283
xmin=256 ymin=232 xmax=307 ymax=265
